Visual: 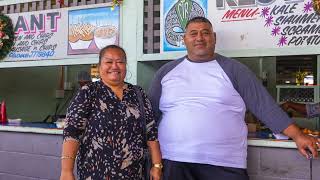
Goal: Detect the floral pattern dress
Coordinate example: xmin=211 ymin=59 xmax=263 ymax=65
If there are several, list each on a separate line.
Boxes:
xmin=63 ymin=81 xmax=158 ymax=180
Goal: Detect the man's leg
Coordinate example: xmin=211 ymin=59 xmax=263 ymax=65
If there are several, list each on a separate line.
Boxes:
xmin=162 ymin=159 xmax=195 ymax=180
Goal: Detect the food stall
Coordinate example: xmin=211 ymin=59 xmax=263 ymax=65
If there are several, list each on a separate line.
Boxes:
xmin=0 ymin=0 xmax=320 ymax=179
xmin=138 ymin=0 xmax=320 ymax=180
xmin=0 ymin=0 xmax=139 ymax=179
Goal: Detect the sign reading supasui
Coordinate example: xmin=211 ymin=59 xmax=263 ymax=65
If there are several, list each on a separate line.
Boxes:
xmin=209 ymin=0 xmax=320 ymax=52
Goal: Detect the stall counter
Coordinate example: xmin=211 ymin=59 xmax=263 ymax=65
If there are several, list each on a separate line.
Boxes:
xmin=0 ymin=125 xmax=319 ymax=180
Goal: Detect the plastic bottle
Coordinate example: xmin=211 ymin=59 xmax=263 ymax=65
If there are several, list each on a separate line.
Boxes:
xmin=0 ymin=101 xmax=7 ymax=124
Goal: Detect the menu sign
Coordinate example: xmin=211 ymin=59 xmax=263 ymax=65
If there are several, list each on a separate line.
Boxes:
xmin=160 ymin=0 xmax=320 ymax=53
xmin=208 ymin=0 xmax=320 ymax=51
xmin=5 ymin=4 xmax=119 ymax=62
xmin=6 ymin=10 xmax=66 ymax=61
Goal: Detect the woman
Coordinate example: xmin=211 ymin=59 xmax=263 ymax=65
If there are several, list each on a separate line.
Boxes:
xmin=60 ymin=45 xmax=162 ymax=180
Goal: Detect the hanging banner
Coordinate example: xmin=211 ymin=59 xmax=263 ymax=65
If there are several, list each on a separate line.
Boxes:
xmin=161 ymin=0 xmax=208 ymax=52
xmin=161 ymin=0 xmax=320 ymax=53
xmin=5 ymin=4 xmax=120 ymax=61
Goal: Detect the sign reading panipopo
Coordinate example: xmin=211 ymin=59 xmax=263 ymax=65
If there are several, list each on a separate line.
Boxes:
xmin=161 ymin=0 xmax=320 ymax=52
xmin=5 ymin=4 xmax=119 ymax=61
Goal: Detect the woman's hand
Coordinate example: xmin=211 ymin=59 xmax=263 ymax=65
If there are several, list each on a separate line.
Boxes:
xmin=150 ymin=167 xmax=162 ymax=180
xmin=283 ymin=124 xmax=320 ymax=159
xmin=60 ymin=171 xmax=75 ymax=180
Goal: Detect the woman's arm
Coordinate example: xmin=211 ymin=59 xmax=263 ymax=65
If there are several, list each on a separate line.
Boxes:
xmin=60 ymin=140 xmax=79 ymax=180
xmin=147 ymin=140 xmax=162 ymax=164
xmin=147 ymin=140 xmax=162 ymax=180
xmin=138 ymin=86 xmax=162 ymax=179
xmin=60 ymin=86 xmax=92 ymax=180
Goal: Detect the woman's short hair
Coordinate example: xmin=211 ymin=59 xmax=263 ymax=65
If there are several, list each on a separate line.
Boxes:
xmin=98 ymin=45 xmax=127 ymax=65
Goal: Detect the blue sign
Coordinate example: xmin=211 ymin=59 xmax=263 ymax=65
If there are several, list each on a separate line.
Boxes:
xmin=162 ymin=0 xmax=208 ymax=52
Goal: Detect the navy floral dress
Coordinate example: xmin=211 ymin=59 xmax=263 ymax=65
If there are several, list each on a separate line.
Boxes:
xmin=63 ymin=81 xmax=158 ymax=180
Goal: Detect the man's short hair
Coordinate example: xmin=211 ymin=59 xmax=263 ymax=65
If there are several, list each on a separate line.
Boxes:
xmin=185 ymin=16 xmax=212 ymax=30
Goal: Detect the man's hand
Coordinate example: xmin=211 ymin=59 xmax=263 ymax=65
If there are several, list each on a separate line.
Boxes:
xmin=294 ymin=132 xmax=320 ymax=159
xmin=150 ymin=167 xmax=162 ymax=180
xmin=283 ymin=124 xmax=320 ymax=159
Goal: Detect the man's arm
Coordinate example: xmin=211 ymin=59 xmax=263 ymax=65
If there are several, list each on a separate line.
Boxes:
xmin=217 ymin=57 xmax=319 ymax=158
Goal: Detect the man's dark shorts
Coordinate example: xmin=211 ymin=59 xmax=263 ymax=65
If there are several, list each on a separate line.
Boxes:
xmin=162 ymin=159 xmax=249 ymax=180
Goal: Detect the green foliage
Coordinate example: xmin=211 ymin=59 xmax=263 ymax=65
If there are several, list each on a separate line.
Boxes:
xmin=0 ymin=13 xmax=14 ymax=61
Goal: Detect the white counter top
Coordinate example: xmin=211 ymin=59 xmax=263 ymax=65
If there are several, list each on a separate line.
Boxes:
xmin=0 ymin=124 xmax=298 ymax=148
xmin=248 ymin=138 xmax=297 ymax=149
xmin=0 ymin=125 xmax=63 ymax=135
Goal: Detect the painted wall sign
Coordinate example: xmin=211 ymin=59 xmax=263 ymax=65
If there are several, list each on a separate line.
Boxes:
xmin=68 ymin=6 xmax=119 ymax=55
xmin=209 ymin=0 xmax=320 ymax=51
xmin=5 ymin=4 xmax=119 ymax=61
xmin=161 ymin=0 xmax=208 ymax=52
xmin=160 ymin=0 xmax=320 ymax=53
xmin=8 ymin=11 xmax=63 ymax=61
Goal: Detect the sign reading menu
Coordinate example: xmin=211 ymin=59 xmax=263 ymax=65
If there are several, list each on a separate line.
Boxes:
xmin=5 ymin=4 xmax=120 ymax=62
xmin=209 ymin=0 xmax=320 ymax=51
xmin=161 ymin=0 xmax=320 ymax=53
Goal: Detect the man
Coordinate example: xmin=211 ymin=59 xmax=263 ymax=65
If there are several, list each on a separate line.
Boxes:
xmin=282 ymin=101 xmax=320 ymax=118
xmin=148 ymin=17 xmax=320 ymax=180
